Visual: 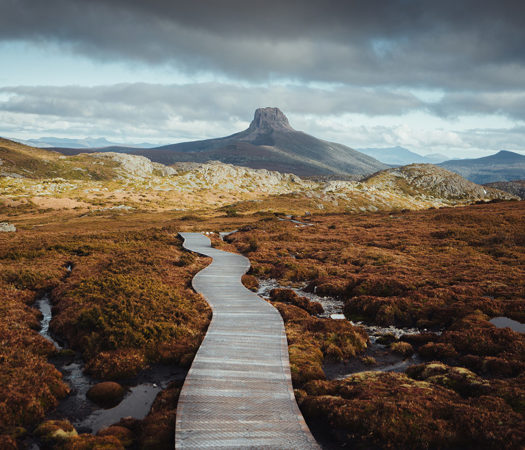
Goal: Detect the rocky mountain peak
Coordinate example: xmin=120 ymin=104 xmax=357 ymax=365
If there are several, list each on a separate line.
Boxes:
xmin=249 ymin=107 xmax=293 ymax=131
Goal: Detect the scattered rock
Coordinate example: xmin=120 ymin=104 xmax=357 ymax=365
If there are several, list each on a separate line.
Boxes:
xmin=484 ymin=180 xmax=525 ymax=200
xmin=0 ymin=222 xmax=16 ymax=232
xmin=87 ymin=381 xmax=125 ymax=408
xmin=364 ymin=164 xmax=518 ymax=202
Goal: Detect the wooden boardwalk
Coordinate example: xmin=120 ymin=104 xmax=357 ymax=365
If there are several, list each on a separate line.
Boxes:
xmin=176 ymin=233 xmax=319 ymax=449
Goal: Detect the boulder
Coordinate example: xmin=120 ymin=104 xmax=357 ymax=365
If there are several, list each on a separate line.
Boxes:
xmin=0 ymin=222 xmax=16 ymax=232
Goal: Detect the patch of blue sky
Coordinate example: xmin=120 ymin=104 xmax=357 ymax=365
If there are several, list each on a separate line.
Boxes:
xmin=0 ymin=41 xmax=220 ymax=87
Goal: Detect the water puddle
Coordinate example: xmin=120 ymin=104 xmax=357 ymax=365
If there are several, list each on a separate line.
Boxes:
xmin=277 ymin=216 xmax=313 ymax=227
xmin=257 ymin=278 xmax=342 ymax=317
xmin=52 ymin=363 xmax=185 ymax=434
xmin=324 ymin=344 xmax=424 ymax=380
xmin=35 ymin=291 xmax=186 ymax=435
xmin=258 ymin=278 xmax=426 ymax=379
xmin=219 ymin=230 xmax=238 ymax=240
xmin=490 ymin=316 xmax=525 ymax=333
xmin=35 ymin=294 xmax=63 ymax=349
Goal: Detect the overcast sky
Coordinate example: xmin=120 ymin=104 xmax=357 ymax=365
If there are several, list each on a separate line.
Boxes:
xmin=1 ymin=0 xmax=524 ymax=157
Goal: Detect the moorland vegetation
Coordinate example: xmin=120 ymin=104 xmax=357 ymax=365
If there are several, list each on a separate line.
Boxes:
xmin=1 ymin=135 xmax=523 ymax=448
xmin=229 ymin=201 xmax=525 ymax=447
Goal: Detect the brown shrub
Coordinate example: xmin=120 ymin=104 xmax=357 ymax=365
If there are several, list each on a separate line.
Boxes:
xmin=0 ymin=218 xmax=211 ymax=443
xmin=300 ymin=371 xmax=525 ymax=449
xmin=419 ymin=342 xmax=459 ymax=360
xmin=232 ymin=202 xmax=524 ymax=331
xmin=390 ymin=341 xmax=414 ymax=357
xmin=241 ymin=274 xmax=259 ymax=291
xmin=273 ymin=302 xmax=367 ymax=386
xmin=97 ymin=426 xmax=135 ymax=448
xmin=86 ymin=382 xmax=125 ymax=408
xmin=269 ymin=288 xmax=324 ymax=315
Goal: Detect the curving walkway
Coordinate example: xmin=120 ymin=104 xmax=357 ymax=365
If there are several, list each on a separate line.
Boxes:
xmin=176 ymin=233 xmax=319 ymax=449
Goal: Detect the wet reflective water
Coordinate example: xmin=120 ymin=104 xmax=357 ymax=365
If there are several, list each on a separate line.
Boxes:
xmin=35 ymin=294 xmax=186 ymax=434
xmin=277 ymin=217 xmax=313 ymax=227
xmin=258 ymin=278 xmax=426 ymax=379
xmin=219 ymin=230 xmax=238 ymax=240
xmin=257 ymin=278 xmax=425 ymax=340
xmin=490 ymin=316 xmax=525 ymax=333
xmin=35 ymin=294 xmax=63 ymax=349
xmin=257 ymin=278 xmax=343 ymax=317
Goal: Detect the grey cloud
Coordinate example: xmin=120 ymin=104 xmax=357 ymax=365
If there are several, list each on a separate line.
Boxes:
xmin=4 ymin=81 xmax=524 ymax=127
xmin=1 ymin=1 xmax=524 ymax=90
xmin=0 ymin=83 xmax=424 ymax=126
xmin=1 ymin=82 xmax=524 ymax=157
xmin=457 ymin=126 xmax=525 ymax=154
xmin=431 ymin=91 xmax=525 ymax=120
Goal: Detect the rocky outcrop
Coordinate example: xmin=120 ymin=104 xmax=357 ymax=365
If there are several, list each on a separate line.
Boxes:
xmin=364 ymin=164 xmax=517 ymax=201
xmin=484 ymin=180 xmax=525 ymax=199
xmin=173 ymin=161 xmax=308 ymax=192
xmin=88 ymin=152 xmax=176 ymax=178
xmin=0 ymin=137 xmax=518 ymax=213
xmin=0 ymin=222 xmax=16 ymax=232
xmin=247 ymin=107 xmax=293 ymax=131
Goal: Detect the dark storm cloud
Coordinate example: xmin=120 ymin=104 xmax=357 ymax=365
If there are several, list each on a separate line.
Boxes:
xmin=1 ymin=0 xmax=524 ymax=90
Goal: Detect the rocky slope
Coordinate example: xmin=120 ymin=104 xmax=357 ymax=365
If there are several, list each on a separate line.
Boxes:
xmin=364 ymin=164 xmax=511 ymax=201
xmin=484 ymin=180 xmax=525 ymax=200
xmin=0 ymin=138 xmax=517 ymax=214
xmin=50 ymin=108 xmax=389 ymax=177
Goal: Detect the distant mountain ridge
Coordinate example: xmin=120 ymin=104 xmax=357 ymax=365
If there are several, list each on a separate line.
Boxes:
xmin=439 ymin=150 xmax=525 ymax=184
xmin=357 ymin=146 xmax=448 ymax=165
xmin=20 ymin=137 xmax=156 ymax=149
xmin=49 ymin=107 xmax=388 ymax=177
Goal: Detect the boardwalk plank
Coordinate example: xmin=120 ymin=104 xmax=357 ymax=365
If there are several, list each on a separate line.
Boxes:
xmin=176 ymin=233 xmax=319 ymax=449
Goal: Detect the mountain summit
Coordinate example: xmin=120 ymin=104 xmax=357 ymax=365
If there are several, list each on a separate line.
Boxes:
xmin=248 ymin=107 xmax=293 ymax=131
xmin=51 ymin=107 xmax=388 ymax=177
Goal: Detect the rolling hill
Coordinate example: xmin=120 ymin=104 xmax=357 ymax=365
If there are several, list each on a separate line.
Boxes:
xmin=358 ymin=146 xmax=448 ymax=165
xmin=0 ymin=137 xmax=516 ymax=215
xmin=439 ymin=150 xmax=525 ymax=184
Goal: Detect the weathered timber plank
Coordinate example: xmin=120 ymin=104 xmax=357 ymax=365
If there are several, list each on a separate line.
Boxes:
xmin=176 ymin=233 xmax=319 ymax=449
